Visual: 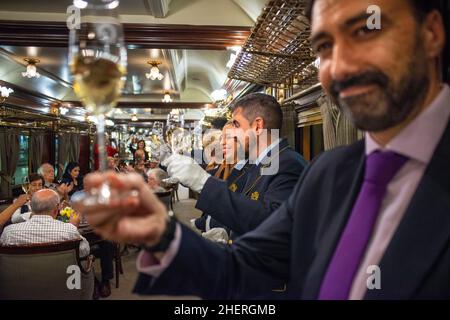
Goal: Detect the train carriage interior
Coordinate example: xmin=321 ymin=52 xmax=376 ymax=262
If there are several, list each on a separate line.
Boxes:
xmin=0 ymin=0 xmax=449 ymax=303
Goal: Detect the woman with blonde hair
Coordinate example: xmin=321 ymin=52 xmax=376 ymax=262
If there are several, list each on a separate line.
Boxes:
xmin=194 ymin=121 xmax=244 ymax=233
xmin=204 ymin=121 xmax=237 ymax=180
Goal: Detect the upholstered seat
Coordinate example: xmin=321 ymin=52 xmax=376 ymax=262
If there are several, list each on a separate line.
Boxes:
xmin=156 ymin=190 xmax=173 ymax=210
xmin=0 ymin=240 xmax=94 ymax=300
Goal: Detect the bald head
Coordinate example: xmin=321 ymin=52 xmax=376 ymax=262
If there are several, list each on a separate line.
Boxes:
xmin=31 ymin=189 xmax=60 ymax=217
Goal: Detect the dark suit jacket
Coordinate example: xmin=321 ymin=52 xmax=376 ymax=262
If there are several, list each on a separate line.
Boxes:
xmin=195 ymin=139 xmax=307 ymax=236
xmin=135 ymin=122 xmax=450 ymax=299
xmin=195 ymin=164 xmax=251 ymax=232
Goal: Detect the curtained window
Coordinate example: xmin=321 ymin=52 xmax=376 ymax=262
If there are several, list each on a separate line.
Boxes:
xmin=57 ymin=133 xmax=80 ymax=180
xmin=12 ymin=135 xmax=29 ymax=187
xmin=0 ymin=128 xmax=20 ymax=198
xmin=29 ymin=132 xmax=45 ymax=174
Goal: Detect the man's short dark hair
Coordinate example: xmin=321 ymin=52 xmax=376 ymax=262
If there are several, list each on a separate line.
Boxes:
xmin=305 ymin=0 xmax=445 ymax=22
xmin=211 ymin=117 xmax=228 ymax=130
xmin=29 ymin=173 xmax=44 ymax=185
xmin=231 ymin=92 xmax=283 ymax=130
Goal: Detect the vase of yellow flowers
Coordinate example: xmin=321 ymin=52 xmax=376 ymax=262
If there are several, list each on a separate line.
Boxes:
xmin=57 ymin=206 xmax=78 ymax=223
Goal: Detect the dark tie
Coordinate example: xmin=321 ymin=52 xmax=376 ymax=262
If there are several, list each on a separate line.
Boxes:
xmin=318 ymin=150 xmax=408 ymax=300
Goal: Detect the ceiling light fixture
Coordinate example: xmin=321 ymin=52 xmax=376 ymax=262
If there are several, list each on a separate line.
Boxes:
xmin=145 ymin=60 xmax=164 ymax=81
xmin=59 ymin=107 xmax=69 ymax=115
xmin=162 ymin=91 xmax=172 ymax=103
xmin=211 ymin=89 xmax=227 ymax=102
xmin=73 ymin=0 xmax=88 ymax=9
xmin=22 ymin=58 xmax=41 ymax=79
xmin=0 ymin=85 xmax=14 ymax=103
xmin=107 ymin=0 xmax=119 ymax=9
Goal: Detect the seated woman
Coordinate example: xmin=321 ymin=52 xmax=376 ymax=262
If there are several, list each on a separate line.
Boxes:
xmin=60 ymin=162 xmax=83 ymax=198
xmin=130 ymin=139 xmax=149 ymax=162
xmin=133 ymin=150 xmax=148 ymax=182
xmin=106 ymin=157 xmax=120 ymax=172
xmin=9 ymin=173 xmax=44 ymax=224
xmin=193 ymin=122 xmax=242 ymax=233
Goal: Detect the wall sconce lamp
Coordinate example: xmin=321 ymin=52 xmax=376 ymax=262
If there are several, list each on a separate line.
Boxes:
xmin=162 ymin=91 xmax=172 ymax=103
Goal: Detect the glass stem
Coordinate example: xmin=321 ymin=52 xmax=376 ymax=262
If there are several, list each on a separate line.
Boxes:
xmin=97 ymin=113 xmax=107 ymax=172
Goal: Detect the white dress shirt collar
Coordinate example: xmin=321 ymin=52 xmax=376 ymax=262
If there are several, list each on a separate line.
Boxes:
xmin=366 ymin=84 xmax=450 ymax=164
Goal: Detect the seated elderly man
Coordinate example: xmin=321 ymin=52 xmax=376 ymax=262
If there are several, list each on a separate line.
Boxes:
xmin=147 ymin=168 xmax=168 ymax=193
xmin=37 ymin=163 xmax=58 ymax=189
xmin=0 ymin=189 xmax=90 ymax=258
xmin=38 ymin=163 xmax=73 ymax=199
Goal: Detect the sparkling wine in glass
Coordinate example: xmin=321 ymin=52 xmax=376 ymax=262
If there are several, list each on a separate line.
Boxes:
xmin=21 ymin=176 xmax=30 ymax=194
xmin=69 ymin=0 xmax=127 ymax=205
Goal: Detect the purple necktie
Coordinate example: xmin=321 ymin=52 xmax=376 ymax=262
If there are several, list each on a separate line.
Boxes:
xmin=318 ymin=150 xmax=408 ymax=300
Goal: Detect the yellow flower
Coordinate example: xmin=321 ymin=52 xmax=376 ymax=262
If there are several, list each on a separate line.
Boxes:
xmin=61 ymin=207 xmax=74 ymax=218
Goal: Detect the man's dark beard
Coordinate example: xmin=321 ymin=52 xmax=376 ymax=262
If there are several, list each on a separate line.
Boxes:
xmin=329 ymin=40 xmax=430 ymax=132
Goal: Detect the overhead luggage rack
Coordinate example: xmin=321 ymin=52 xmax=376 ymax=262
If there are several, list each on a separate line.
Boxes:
xmin=228 ymin=0 xmax=318 ymax=88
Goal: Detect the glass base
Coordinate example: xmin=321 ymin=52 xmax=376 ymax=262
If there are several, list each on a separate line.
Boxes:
xmin=70 ymin=183 xmax=139 ymax=207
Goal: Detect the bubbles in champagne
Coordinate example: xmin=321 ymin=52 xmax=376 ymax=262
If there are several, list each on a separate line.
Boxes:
xmin=71 ymin=54 xmax=125 ymax=115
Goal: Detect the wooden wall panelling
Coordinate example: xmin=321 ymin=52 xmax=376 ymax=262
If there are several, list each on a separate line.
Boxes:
xmin=0 ymin=21 xmax=251 ymax=50
xmin=78 ymin=134 xmax=91 ymax=175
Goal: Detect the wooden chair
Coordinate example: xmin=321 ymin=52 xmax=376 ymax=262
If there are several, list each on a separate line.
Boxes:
xmin=0 ymin=240 xmax=95 ymax=300
xmin=0 ymin=197 xmax=13 ymax=212
xmin=79 ymin=227 xmax=123 ymax=289
xmin=170 ymin=182 xmax=180 ymax=207
xmin=156 ymin=190 xmax=172 ymax=211
xmin=114 ymin=243 xmax=124 ymax=288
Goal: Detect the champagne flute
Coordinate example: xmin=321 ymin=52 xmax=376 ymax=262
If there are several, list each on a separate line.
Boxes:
xmin=21 ymin=176 xmax=30 ymax=194
xmin=161 ymin=126 xmax=194 ymax=187
xmin=69 ymin=0 xmax=127 ymax=205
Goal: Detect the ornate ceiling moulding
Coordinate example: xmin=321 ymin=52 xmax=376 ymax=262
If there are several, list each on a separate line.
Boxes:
xmin=0 ymin=21 xmax=251 ymax=50
xmin=0 ymin=80 xmax=57 ymax=109
xmin=62 ymin=101 xmax=211 ymax=109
